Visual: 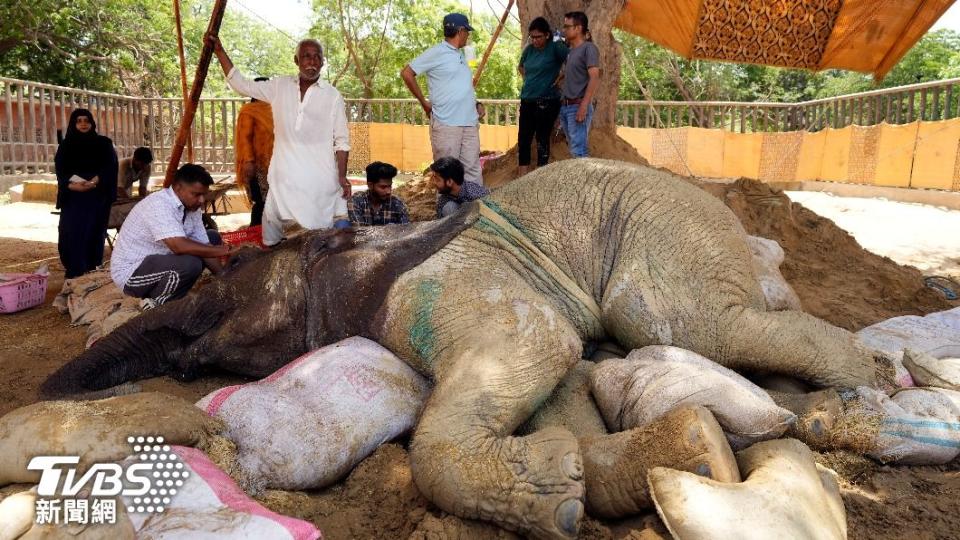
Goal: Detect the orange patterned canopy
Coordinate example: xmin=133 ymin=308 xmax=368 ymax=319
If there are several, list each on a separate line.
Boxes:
xmin=614 ymin=0 xmax=955 ymax=79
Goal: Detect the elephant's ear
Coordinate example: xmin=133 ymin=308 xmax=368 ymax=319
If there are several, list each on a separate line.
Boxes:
xmin=301 ymin=229 xmax=358 ymax=266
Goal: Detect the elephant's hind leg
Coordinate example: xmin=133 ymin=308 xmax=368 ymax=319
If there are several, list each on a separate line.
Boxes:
xmin=717 ymin=306 xmax=881 ymax=388
xmin=408 ymin=292 xmax=587 ymax=538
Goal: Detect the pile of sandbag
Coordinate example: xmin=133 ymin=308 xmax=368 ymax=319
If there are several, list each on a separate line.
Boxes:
xmin=812 ymin=385 xmax=960 ymax=465
xmin=857 ymin=307 xmax=960 ymax=360
xmin=591 ymin=346 xmax=796 ymax=450
xmin=649 ymin=439 xmax=847 ymax=540
xmin=582 ymin=347 xmax=846 ymax=537
xmin=763 ymin=307 xmax=960 ymax=464
xmin=53 ymin=268 xmax=141 ymax=348
xmin=0 ymin=392 xmax=320 ymax=540
xmin=196 ymin=336 xmax=431 ymax=491
xmin=131 ymin=446 xmax=321 ymax=540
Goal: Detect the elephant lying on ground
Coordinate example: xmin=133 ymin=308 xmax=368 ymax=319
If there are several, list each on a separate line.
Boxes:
xmin=42 ymin=159 xmax=881 ymax=537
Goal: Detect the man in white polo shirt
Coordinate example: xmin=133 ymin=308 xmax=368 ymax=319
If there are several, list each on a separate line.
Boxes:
xmin=111 ymin=164 xmax=236 ymax=306
xmin=401 ymin=13 xmax=485 ymax=186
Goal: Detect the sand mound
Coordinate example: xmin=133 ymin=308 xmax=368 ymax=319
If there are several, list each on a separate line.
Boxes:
xmin=395 ymin=131 xmax=649 ymax=222
xmin=701 ymin=179 xmax=955 ymax=331
xmin=393 ymin=173 xmax=437 ymax=223
xmin=482 ymin=130 xmax=648 ymax=189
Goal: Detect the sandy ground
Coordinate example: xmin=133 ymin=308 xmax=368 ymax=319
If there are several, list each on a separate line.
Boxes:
xmin=2 ymin=188 xmax=960 ymax=538
xmin=787 ymin=191 xmax=960 ymax=279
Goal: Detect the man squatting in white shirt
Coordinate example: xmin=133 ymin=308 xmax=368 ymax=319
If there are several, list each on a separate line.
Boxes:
xmin=208 ymin=33 xmax=352 ymax=246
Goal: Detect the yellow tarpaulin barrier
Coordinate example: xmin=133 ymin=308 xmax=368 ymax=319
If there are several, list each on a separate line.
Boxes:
xmin=479 ymin=125 xmax=518 ymax=153
xmin=820 ymin=127 xmax=853 ymax=182
xmin=651 ymin=128 xmax=692 ymax=176
xmin=910 ymin=118 xmax=960 ymax=190
xmin=796 ymin=130 xmax=827 ymax=181
xmin=616 ymin=127 xmax=654 ymax=163
xmin=759 ymin=132 xmax=803 ymax=182
xmin=874 ymin=122 xmax=918 ymax=188
xmin=847 ymin=125 xmax=881 ymax=185
xmin=687 ymin=128 xmax=725 ymax=178
xmin=400 ymin=125 xmax=433 ymax=172
xmin=356 ymin=120 xmax=959 ymax=192
xmin=722 ymin=131 xmax=762 ymax=179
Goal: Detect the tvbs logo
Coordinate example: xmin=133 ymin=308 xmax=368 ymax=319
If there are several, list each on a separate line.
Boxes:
xmin=26 ymin=436 xmax=189 ymax=525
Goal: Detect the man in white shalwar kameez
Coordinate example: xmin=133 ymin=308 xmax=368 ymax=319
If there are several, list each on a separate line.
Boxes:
xmin=209 ymin=35 xmax=351 ymax=245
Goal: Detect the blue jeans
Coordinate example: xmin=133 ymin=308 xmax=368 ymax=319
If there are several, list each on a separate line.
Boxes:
xmin=559 ymin=102 xmax=594 ymax=158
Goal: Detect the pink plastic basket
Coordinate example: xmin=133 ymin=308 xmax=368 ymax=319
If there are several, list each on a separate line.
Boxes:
xmin=0 ymin=273 xmax=48 ymax=314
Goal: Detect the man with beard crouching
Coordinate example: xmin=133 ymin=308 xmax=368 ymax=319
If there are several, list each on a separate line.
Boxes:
xmin=430 ymin=157 xmax=489 ymax=218
xmin=348 ymin=161 xmax=410 ymax=226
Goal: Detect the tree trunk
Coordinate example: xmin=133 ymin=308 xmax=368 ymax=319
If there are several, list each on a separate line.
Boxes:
xmin=517 ymin=0 xmax=626 ymax=132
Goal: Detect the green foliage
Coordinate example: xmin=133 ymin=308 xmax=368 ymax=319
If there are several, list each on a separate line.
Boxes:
xmin=309 ymin=0 xmax=521 ymax=98
xmin=0 ymin=0 xmax=296 ymax=96
xmin=617 ymin=28 xmax=960 ymax=104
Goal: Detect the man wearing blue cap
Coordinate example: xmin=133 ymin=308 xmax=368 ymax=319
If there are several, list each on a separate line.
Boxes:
xmin=401 ymin=13 xmax=485 ymax=187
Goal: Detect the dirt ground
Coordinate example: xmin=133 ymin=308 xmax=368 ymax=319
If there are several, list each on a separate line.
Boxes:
xmin=2 ymin=144 xmax=960 ymax=538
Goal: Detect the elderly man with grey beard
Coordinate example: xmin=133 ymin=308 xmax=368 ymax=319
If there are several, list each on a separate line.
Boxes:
xmin=208 ymin=34 xmax=351 ymax=246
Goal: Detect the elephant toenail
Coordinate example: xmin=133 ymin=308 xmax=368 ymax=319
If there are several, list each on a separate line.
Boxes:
xmin=555 ymin=498 xmax=583 ymax=537
xmin=696 ymin=463 xmax=712 ymax=478
xmin=561 ymin=452 xmax=583 ymax=480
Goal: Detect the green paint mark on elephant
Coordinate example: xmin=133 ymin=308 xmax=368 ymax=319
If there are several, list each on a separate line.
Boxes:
xmin=409 ymin=279 xmax=442 ymax=364
xmin=481 ymin=200 xmax=526 ymax=233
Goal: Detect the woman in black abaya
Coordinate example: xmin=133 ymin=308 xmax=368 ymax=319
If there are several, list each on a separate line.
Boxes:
xmin=55 ymin=109 xmax=118 ymax=278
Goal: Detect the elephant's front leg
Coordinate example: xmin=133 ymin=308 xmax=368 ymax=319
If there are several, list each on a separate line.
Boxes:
xmin=408 ymin=290 xmax=586 ymax=538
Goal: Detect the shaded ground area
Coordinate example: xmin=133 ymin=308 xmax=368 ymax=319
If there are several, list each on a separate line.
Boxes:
xmin=0 ymin=238 xmax=244 ymax=417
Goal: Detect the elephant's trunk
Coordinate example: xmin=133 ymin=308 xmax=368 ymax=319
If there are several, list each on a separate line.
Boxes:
xmin=40 ymin=295 xmax=225 ymax=399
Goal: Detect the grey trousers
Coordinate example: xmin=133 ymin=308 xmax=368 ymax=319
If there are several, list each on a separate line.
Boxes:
xmin=122 ymin=230 xmax=221 ymax=305
xmin=430 ymin=118 xmax=483 ymax=185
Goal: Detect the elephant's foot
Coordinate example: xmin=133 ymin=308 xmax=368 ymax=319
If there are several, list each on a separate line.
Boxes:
xmin=768 ymin=389 xmax=844 ymax=450
xmin=494 ymin=428 xmax=586 ymax=539
xmin=582 ymin=405 xmax=740 ymax=518
xmin=411 ymin=427 xmax=585 ymax=539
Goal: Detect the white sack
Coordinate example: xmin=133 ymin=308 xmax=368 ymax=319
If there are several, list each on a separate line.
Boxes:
xmin=746 ymin=235 xmax=802 ymax=312
xmin=902 ymin=349 xmax=960 ymax=391
xmin=854 ymin=386 xmax=960 ymax=465
xmin=857 ymin=309 xmax=960 ymax=360
xmin=128 ymin=446 xmax=321 ymax=540
xmin=196 ymin=336 xmax=431 ymax=490
xmin=591 ymin=346 xmax=795 ymax=449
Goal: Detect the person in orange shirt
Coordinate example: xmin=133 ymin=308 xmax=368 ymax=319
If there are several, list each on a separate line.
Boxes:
xmin=235 ymin=77 xmax=275 ymax=226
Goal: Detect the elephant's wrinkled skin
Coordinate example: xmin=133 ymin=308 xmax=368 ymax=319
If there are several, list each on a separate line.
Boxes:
xmin=42 ymin=159 xmax=878 ymax=538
